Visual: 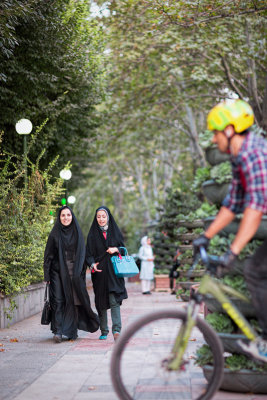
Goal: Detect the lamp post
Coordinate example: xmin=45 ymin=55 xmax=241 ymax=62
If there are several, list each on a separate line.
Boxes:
xmin=15 ymin=118 xmax=33 ymax=189
xmin=59 ymin=168 xmax=72 ymax=204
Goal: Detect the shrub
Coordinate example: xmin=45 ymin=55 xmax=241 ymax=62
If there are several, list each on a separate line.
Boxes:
xmin=206 ymin=312 xmax=235 ymax=333
xmin=0 ymin=134 xmax=64 ymax=297
xmin=196 ymin=345 xmax=267 ymax=371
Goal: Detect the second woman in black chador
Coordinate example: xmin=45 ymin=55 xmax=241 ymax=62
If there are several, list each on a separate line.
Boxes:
xmin=43 ymin=206 xmax=99 ymax=343
xmin=86 ymin=206 xmax=128 ymax=341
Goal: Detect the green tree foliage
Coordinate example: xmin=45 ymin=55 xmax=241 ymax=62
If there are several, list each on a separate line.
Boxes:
xmin=0 ymin=0 xmax=38 ymax=61
xmin=0 ymin=0 xmax=105 ymax=176
xmin=156 ymin=186 xmax=201 ymax=237
xmin=105 ymin=0 xmax=266 ymax=131
xmin=74 ymin=0 xmax=266 ymax=249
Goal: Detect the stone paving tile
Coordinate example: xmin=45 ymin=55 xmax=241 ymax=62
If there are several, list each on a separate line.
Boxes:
xmin=79 ymin=384 xmax=114 ymax=392
xmin=213 ymin=394 xmax=267 ymax=400
xmin=74 ymin=393 xmax=118 ymax=400
xmin=2 ymin=281 xmax=267 ymax=400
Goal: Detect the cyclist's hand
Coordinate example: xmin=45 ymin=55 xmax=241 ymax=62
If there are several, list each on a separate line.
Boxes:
xmin=193 ymin=234 xmax=210 ymax=258
xmin=218 ymin=249 xmax=237 ymax=274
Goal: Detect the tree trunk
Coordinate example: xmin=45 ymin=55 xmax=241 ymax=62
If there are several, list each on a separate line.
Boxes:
xmin=184 ymin=104 xmax=206 ymax=168
xmin=245 ymin=20 xmax=262 ymax=125
xmin=133 ymin=161 xmax=151 ymax=223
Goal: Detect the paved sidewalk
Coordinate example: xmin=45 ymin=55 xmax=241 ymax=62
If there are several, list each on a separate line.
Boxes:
xmin=1 ymin=281 xmax=267 ymax=400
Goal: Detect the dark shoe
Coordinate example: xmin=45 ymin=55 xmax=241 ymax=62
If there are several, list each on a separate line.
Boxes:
xmin=171 ymin=290 xmax=176 ymax=295
xmin=113 ymin=332 xmax=120 ymax=341
xmin=54 ymin=334 xmax=62 ymax=343
xmin=147 ymin=291 xmax=152 ymax=295
xmin=68 ymin=333 xmax=78 ymax=340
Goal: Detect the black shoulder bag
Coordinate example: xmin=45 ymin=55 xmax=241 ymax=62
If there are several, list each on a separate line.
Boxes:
xmin=41 ymin=283 xmax=52 ymax=325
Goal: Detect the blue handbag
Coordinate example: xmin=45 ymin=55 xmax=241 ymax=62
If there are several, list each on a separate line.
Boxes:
xmin=111 ymin=247 xmax=139 ymax=278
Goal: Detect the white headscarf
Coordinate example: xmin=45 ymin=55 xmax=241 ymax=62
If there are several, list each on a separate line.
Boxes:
xmin=141 ymin=236 xmax=149 ymax=247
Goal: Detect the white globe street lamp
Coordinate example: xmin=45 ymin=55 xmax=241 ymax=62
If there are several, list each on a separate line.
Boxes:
xmin=59 ymin=169 xmax=72 ymax=181
xmin=67 ymin=195 xmax=76 ymax=205
xmin=15 ymin=118 xmax=33 ymax=189
xmin=15 ymin=119 xmax=33 ymax=135
xmin=59 ymin=169 xmax=72 ymax=204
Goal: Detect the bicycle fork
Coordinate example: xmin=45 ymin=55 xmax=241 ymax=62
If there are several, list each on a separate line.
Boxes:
xmin=167 ymin=302 xmax=199 ymax=371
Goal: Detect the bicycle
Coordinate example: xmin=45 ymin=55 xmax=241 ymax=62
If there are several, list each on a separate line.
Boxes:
xmin=110 ymin=247 xmax=259 ymax=400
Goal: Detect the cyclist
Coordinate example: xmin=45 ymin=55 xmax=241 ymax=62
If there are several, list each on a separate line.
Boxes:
xmin=193 ymin=99 xmax=267 ymax=362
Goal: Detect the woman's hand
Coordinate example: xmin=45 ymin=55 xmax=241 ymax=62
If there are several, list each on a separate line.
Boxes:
xmin=92 ymin=262 xmax=102 ymax=272
xmin=106 ymin=247 xmax=119 ymax=254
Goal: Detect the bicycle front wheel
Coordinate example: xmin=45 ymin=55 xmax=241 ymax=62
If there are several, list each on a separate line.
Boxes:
xmin=111 ymin=309 xmax=224 ymax=400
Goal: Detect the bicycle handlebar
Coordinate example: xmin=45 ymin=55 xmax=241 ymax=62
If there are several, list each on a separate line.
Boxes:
xmin=188 ymin=246 xmax=224 ymax=277
xmin=200 ymin=247 xmax=223 ymax=266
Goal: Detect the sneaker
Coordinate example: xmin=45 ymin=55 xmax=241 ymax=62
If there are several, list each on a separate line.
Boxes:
xmin=237 ymin=337 xmax=267 ymax=362
xmin=113 ymin=332 xmax=120 ymax=341
xmin=99 ymin=334 xmax=108 ymax=340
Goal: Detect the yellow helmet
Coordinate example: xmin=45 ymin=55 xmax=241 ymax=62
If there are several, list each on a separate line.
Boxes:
xmin=207 ymin=99 xmax=254 ymax=133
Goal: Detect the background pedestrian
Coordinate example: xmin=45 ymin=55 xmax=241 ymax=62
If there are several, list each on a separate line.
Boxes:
xmin=169 ymin=248 xmax=181 ymax=295
xmin=138 ymin=236 xmax=154 ymax=295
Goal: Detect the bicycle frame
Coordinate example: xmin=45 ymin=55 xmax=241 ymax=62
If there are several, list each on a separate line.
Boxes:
xmin=198 ymin=274 xmax=257 ymax=340
xmin=168 ymin=301 xmax=200 ymax=370
xmin=168 ymin=272 xmax=257 ymax=371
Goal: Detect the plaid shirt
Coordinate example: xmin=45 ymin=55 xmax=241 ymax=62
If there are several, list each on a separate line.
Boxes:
xmin=223 ymin=131 xmax=267 ymax=214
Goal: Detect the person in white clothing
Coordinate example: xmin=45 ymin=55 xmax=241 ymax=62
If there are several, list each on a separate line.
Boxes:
xmin=138 ymin=236 xmax=155 ymax=295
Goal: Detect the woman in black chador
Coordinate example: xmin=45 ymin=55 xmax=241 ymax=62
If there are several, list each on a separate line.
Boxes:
xmin=44 ymin=206 xmax=99 ymax=343
xmin=86 ymin=206 xmax=128 ymax=341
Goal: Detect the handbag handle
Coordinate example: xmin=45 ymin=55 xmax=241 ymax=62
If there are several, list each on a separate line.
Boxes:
xmin=118 ymin=247 xmax=128 ymax=256
xmin=44 ymin=283 xmax=49 ymax=302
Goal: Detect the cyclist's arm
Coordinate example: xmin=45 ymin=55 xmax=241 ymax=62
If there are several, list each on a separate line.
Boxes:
xmin=205 ymin=165 xmax=244 ymax=240
xmin=205 ymin=206 xmax=236 ymax=239
xmin=231 ymin=207 xmax=263 ymax=254
xmin=230 ymin=150 xmax=266 ymax=254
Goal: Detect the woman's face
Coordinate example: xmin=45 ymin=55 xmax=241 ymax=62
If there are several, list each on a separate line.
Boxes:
xmin=96 ymin=210 xmax=108 ymax=227
xmin=60 ymin=208 xmax=72 ymax=226
xmin=147 ymin=237 xmax=151 ymax=245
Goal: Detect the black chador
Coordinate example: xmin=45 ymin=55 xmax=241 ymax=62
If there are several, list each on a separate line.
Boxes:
xmin=44 ymin=206 xmax=99 ymax=339
xmin=86 ymin=206 xmax=128 ymax=314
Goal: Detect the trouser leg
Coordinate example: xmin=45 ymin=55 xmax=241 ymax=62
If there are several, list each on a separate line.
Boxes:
xmin=109 ymin=293 xmax=121 ymax=334
xmin=53 ymin=301 xmax=64 ymax=335
xmin=145 ymin=280 xmax=151 ymax=292
xmin=141 ymin=279 xmax=146 ymax=293
xmin=141 ymin=279 xmax=150 ymax=293
xmin=170 ymin=277 xmax=174 ymax=290
xmin=99 ymin=309 xmax=109 ymax=336
xmin=244 ymin=239 xmax=267 ymax=339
